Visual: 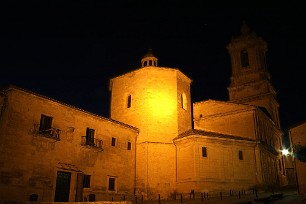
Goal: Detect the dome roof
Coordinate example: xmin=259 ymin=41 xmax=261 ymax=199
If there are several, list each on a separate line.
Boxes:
xmin=143 ymin=49 xmax=156 ymax=58
xmin=141 ymin=49 xmax=158 ymax=67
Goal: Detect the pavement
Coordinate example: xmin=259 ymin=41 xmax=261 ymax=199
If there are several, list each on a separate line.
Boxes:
xmin=179 ymin=191 xmax=305 ymax=204
xmin=141 ymin=190 xmax=305 ymax=204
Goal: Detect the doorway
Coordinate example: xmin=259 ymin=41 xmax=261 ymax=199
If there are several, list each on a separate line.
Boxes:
xmin=54 ymin=171 xmax=71 ymax=202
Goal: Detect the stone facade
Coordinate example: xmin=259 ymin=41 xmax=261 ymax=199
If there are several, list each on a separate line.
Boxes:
xmin=109 ymin=63 xmax=192 ymax=199
xmin=0 ymin=87 xmax=138 ymax=202
xmin=289 ymin=121 xmax=306 ymax=195
xmin=227 ymin=22 xmax=280 ymax=128
xmin=174 ymin=130 xmax=257 ymax=193
xmin=189 ymin=99 xmax=285 ymax=191
xmin=0 ymin=22 xmax=287 ymax=202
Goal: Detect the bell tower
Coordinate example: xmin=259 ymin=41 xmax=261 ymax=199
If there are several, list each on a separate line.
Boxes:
xmin=227 ymin=21 xmax=280 ymax=127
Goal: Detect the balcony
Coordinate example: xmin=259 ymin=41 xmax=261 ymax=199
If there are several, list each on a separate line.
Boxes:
xmin=81 ymin=136 xmax=103 ymax=151
xmin=33 ymin=124 xmax=61 ymax=141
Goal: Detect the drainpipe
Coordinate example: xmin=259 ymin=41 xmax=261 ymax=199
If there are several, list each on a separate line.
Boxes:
xmin=134 ymin=131 xmax=138 ymax=196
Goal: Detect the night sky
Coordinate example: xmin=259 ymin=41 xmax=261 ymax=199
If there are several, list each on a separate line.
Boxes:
xmin=1 ymin=5 xmax=306 ymax=140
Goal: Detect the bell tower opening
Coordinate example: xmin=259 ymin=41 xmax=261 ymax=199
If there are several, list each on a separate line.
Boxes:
xmin=240 ymin=49 xmax=249 ymax=68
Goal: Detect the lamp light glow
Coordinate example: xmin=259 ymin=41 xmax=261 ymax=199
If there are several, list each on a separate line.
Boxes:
xmin=281 ymin=149 xmax=290 ymax=156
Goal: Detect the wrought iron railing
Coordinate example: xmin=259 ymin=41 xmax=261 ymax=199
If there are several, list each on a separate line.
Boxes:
xmin=39 ymin=128 xmax=61 ymax=140
xmin=81 ymin=136 xmax=103 ymax=150
xmin=33 ymin=124 xmax=61 ymax=141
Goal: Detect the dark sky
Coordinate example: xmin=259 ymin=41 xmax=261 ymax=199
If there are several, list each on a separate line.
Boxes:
xmin=1 ymin=4 xmax=306 ymax=137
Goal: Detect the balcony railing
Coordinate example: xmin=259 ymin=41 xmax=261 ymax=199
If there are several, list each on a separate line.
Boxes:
xmin=39 ymin=128 xmax=61 ymax=140
xmin=33 ymin=124 xmax=61 ymax=141
xmin=81 ymin=136 xmax=103 ymax=151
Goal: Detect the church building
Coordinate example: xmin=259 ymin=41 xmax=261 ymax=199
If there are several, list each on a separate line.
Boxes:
xmin=0 ymin=22 xmax=286 ymax=202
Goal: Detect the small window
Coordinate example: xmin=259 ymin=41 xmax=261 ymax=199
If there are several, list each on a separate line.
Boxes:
xmin=181 ymin=93 xmax=187 ymax=110
xmin=86 ymin=128 xmax=95 ymax=146
xmin=127 ymin=95 xmax=132 ymax=108
xmin=202 ymin=147 xmax=207 ymax=157
xmin=144 ymin=61 xmax=147 ymax=67
xmin=83 ymin=175 xmax=91 ymax=188
xmin=88 ymin=194 xmax=95 ymax=202
xmin=239 ymin=150 xmax=243 ymax=160
xmin=240 ymin=50 xmax=249 ymax=67
xmin=108 ymin=177 xmax=116 ymax=191
xmin=39 ymin=114 xmax=52 ymax=132
xmin=111 ymin=137 xmax=116 ymax=146
xmin=127 ymin=142 xmax=131 ymax=150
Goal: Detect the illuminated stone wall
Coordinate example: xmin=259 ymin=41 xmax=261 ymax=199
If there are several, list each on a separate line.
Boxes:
xmin=193 ymin=100 xmax=256 ymax=139
xmin=110 ymin=67 xmax=192 ymax=143
xmin=193 ymin=99 xmax=285 ymax=189
xmin=135 ymin=142 xmax=176 ymax=199
xmin=289 ymin=122 xmax=306 ymax=196
xmin=175 ymin=134 xmax=257 ymax=193
xmin=0 ymin=87 xmax=138 ymax=202
xmin=232 ymin=95 xmax=280 ymax=127
xmin=110 ymin=66 xmax=192 ymax=198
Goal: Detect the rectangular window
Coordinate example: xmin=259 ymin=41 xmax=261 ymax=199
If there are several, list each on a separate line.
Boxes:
xmin=86 ymin=128 xmax=95 ymax=146
xmin=83 ymin=175 xmax=91 ymax=188
xmin=127 ymin=142 xmax=131 ymax=150
xmin=111 ymin=137 xmax=116 ymax=146
xmin=127 ymin=95 xmax=132 ymax=108
xmin=108 ymin=177 xmax=116 ymax=191
xmin=239 ymin=150 xmax=243 ymax=160
xmin=39 ymin=114 xmax=52 ymax=133
xmin=202 ymin=147 xmax=207 ymax=157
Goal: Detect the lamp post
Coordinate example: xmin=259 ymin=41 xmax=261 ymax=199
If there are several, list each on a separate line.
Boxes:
xmin=281 ymin=148 xmax=300 ymax=194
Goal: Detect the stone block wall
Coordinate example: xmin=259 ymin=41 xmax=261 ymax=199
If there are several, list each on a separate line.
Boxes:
xmin=0 ymin=87 xmax=138 ymax=202
xmin=175 ymin=134 xmax=257 ymax=193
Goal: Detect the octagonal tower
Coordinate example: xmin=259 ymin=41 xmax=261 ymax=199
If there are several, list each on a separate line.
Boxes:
xmin=109 ymin=50 xmax=192 ymax=199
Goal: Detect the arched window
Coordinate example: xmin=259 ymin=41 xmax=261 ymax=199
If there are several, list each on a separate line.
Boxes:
xmin=240 ymin=50 xmax=249 ymax=67
xmin=181 ymin=93 xmax=187 ymax=110
xmin=127 ymin=94 xmax=132 ymax=108
xmin=149 ymin=60 xmax=152 ymax=66
xmin=144 ymin=61 xmax=147 ymax=67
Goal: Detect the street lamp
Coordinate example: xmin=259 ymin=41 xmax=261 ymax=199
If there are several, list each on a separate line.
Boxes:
xmin=281 ymin=147 xmax=300 ymax=194
xmin=281 ymin=149 xmax=290 ymax=156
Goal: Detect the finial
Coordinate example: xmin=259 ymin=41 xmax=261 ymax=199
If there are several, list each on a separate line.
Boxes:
xmin=143 ymin=48 xmax=155 ymax=58
xmin=241 ymin=20 xmax=250 ymax=35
